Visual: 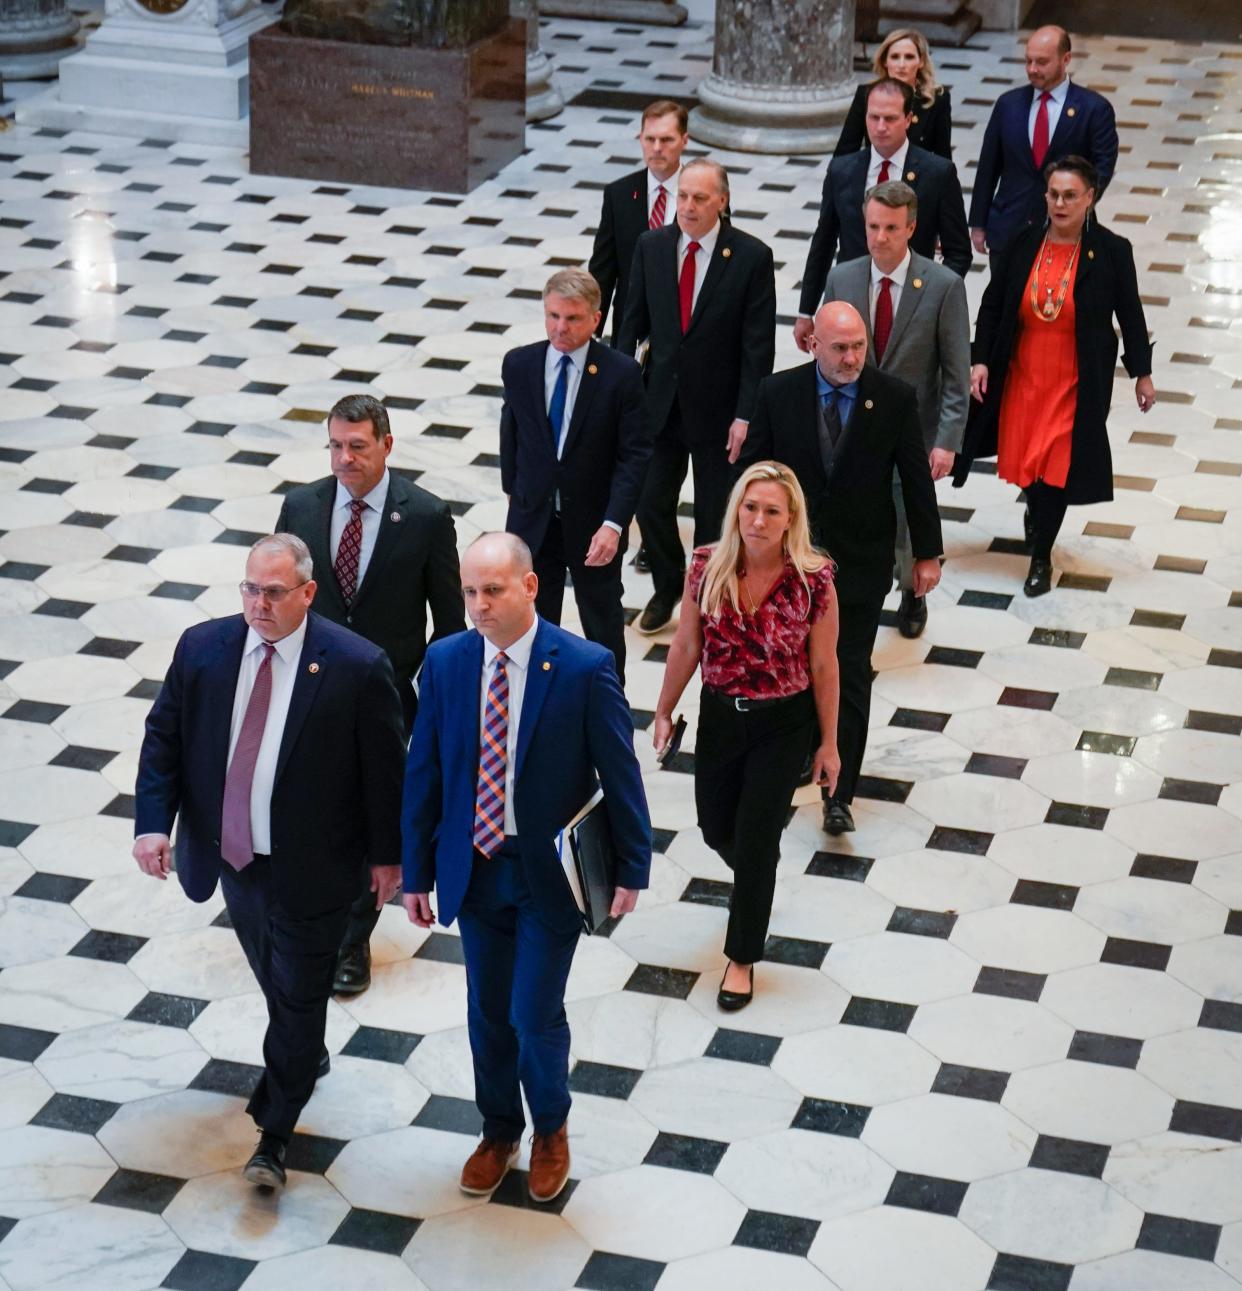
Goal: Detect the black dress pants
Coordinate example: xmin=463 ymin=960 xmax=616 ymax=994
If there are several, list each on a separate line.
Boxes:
xmin=823 ymin=593 xmax=886 ymax=806
xmin=532 ymin=514 xmax=628 ymax=685
xmin=694 ymin=688 xmax=817 ymax=964
xmin=221 ymin=858 xmax=351 ymax=1140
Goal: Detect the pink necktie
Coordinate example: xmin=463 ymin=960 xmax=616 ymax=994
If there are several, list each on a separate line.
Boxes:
xmin=220 ymin=642 xmax=275 ymax=870
xmin=1032 ymin=91 xmax=1052 ymax=170
xmin=650 ymin=184 xmax=667 ymax=230
xmin=679 ymin=241 xmax=700 ymax=334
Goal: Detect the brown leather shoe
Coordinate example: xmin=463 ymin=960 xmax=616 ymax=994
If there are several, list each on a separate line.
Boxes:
xmin=528 ymin=1122 xmax=571 ymax=1203
xmin=459 ymin=1138 xmax=519 ymax=1197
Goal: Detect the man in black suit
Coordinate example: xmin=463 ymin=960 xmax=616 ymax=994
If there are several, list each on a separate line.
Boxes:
xmin=275 ymin=393 xmax=464 ymax=994
xmin=500 ymin=269 xmax=651 ymax=683
xmin=618 ymin=158 xmax=776 ymax=634
xmin=133 ymin=534 xmax=406 ymax=1189
xmin=745 ymin=303 xmax=943 ymax=836
xmin=794 ymin=78 xmax=971 ymax=353
xmin=589 ymin=98 xmax=688 ymax=345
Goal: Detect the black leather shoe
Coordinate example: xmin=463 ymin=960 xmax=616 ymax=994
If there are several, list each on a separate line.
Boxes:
xmin=636 ymin=595 xmax=675 ymax=635
xmin=633 ymin=545 xmax=651 ymax=574
xmin=1023 ymin=558 xmax=1053 ymax=598
xmin=333 ymin=942 xmax=371 ymax=995
xmin=243 ymin=1133 xmax=287 ymax=1188
xmin=1023 ymin=505 xmax=1034 ymax=549
xmin=318 ymin=1049 xmax=330 ymax=1079
xmin=822 ymin=799 xmax=855 ymax=835
xmin=896 ymin=590 xmax=927 ymax=639
xmin=717 ymin=964 xmax=754 ymax=1012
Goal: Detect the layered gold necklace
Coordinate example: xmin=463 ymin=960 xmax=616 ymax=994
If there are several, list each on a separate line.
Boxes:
xmin=1030 ymin=234 xmax=1082 ymax=322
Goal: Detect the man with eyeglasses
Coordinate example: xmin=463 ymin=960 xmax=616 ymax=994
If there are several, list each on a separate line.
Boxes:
xmin=133 ymin=533 xmax=406 ymax=1190
xmin=276 ymin=393 xmax=465 ymax=995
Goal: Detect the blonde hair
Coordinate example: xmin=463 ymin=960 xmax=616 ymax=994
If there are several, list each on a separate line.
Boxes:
xmin=872 ymin=29 xmax=941 ymax=109
xmin=698 ymin=462 xmax=828 ymax=619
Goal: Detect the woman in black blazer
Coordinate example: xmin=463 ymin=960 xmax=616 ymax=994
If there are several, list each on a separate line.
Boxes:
xmin=834 ymin=28 xmax=953 ymax=160
xmin=955 ymin=157 xmax=1157 ymax=596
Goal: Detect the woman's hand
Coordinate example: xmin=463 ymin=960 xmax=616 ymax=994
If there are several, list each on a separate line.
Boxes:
xmin=1136 ymin=376 xmax=1156 ymax=413
xmin=811 ymin=743 xmax=840 ymax=798
xmin=970 ymin=364 xmax=988 ymax=402
xmin=652 ymin=712 xmax=674 ymax=757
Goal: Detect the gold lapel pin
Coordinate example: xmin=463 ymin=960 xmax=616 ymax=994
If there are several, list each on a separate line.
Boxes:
xmin=912 ymin=278 xmax=923 ymax=288
xmin=587 ymin=363 xmax=598 ymax=375
xmin=722 ymin=247 xmax=732 ymax=258
xmin=1087 ymin=249 xmax=1095 ymax=259
xmin=308 ymin=662 xmax=320 ymax=674
xmin=542 ymin=661 xmax=551 ymax=671
xmin=390 ymin=510 xmax=401 ymax=522
xmin=864 ymin=399 xmax=874 ymax=410
xmin=912 ymin=114 xmax=920 ymax=123
xmin=1067 ymin=107 xmax=1076 ymax=117
xmin=906 ymin=171 xmax=915 ymax=182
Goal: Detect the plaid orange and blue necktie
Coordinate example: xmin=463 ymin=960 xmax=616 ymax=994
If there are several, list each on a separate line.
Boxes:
xmin=473 ymin=652 xmax=509 ymax=856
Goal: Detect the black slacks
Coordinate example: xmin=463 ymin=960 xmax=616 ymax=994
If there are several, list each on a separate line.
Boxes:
xmin=221 ymin=857 xmax=350 ymax=1140
xmin=533 ymin=514 xmax=627 ymax=684
xmin=636 ymin=402 xmax=732 ymax=603
xmin=825 ymin=593 xmax=886 ymax=806
xmin=695 ymin=688 xmax=817 ymax=964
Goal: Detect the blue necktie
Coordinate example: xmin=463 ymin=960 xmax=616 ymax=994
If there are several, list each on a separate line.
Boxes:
xmin=548 ymin=354 xmax=572 ymax=456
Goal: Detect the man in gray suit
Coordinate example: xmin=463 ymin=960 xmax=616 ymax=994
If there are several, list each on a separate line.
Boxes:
xmin=823 ymin=180 xmax=969 ymax=638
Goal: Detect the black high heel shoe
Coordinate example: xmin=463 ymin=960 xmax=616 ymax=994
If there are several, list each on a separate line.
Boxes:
xmin=717 ymin=964 xmax=754 ymax=1012
xmin=1024 ymin=558 xmax=1053 ymax=598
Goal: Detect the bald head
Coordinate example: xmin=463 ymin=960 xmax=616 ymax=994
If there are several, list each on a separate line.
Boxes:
xmin=460 ymin=532 xmax=538 ymax=649
xmin=810 ymin=303 xmax=868 ymax=386
xmin=1026 ymin=25 xmax=1071 ymax=90
xmin=465 ymin=531 xmax=533 ymax=576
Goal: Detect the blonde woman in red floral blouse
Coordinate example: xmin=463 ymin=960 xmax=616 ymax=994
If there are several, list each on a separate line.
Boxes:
xmin=654 ymin=461 xmax=840 ymax=1012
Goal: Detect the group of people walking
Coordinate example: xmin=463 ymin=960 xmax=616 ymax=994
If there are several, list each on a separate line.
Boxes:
xmin=132 ymin=21 xmax=1158 ymax=1209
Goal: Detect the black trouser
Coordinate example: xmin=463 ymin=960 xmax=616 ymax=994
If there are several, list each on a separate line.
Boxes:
xmin=695 ymin=688 xmax=817 ymax=964
xmin=822 ymin=593 xmax=886 ymax=806
xmin=1025 ymin=480 xmax=1069 ymax=561
xmin=636 ymin=402 xmax=732 ymax=603
xmin=220 ymin=857 xmax=351 ymax=1141
xmin=533 ymin=514 xmax=627 ymax=685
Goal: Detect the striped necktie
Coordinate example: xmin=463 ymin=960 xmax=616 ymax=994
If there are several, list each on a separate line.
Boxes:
xmin=650 ymin=183 xmax=667 ymax=230
xmin=473 ymin=652 xmax=509 ymax=857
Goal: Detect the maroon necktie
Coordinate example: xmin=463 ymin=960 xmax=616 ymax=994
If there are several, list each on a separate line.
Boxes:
xmin=334 ymin=498 xmax=366 ymax=605
xmin=650 ymin=184 xmax=667 ymax=231
xmin=1032 ymin=91 xmax=1052 ymax=170
xmin=220 ymin=642 xmax=275 ymax=870
xmin=679 ymin=240 xmax=700 ymax=333
xmin=874 ymin=277 xmax=894 ymax=361
xmin=877 ymin=158 xmax=891 ymax=184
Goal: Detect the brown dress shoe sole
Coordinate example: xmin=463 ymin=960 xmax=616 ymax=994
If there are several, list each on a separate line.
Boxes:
xmin=459 ymin=1145 xmax=519 ymax=1196
xmin=528 ymin=1161 xmax=571 ymax=1203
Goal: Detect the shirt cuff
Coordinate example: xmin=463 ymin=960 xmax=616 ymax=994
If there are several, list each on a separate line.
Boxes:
xmin=797 ymin=313 xmax=813 ymax=321
xmin=134 ymin=832 xmax=168 ymax=842
xmin=602 ymin=520 xmax=623 ymax=535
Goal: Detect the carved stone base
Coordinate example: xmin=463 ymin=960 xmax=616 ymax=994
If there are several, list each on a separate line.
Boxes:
xmin=0 ymin=0 xmax=80 ymax=80
xmin=526 ymin=44 xmax=561 ymax=120
xmin=538 ymin=0 xmax=686 ymax=25
xmin=878 ymin=0 xmax=981 ymax=46
xmin=690 ymin=74 xmax=855 ymax=155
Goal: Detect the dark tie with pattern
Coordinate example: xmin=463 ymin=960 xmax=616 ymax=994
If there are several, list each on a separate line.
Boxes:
xmin=650 ymin=184 xmax=667 ymax=230
xmin=334 ymin=498 xmax=366 ymax=605
xmin=474 ymin=653 xmax=509 ymax=857
xmin=220 ymin=642 xmax=275 ymax=870
xmin=821 ymin=390 xmax=843 ymax=450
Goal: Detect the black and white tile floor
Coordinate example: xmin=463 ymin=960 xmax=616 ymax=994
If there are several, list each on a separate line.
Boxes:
xmin=1 ymin=14 xmax=1241 ymax=1291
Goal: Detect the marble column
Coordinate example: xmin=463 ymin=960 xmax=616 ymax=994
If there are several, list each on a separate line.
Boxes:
xmin=0 ymin=0 xmax=79 ymax=80
xmin=512 ymin=0 xmax=561 ymax=121
xmin=538 ymin=0 xmax=685 ymax=27
xmin=880 ymin=0 xmax=980 ymax=45
xmin=690 ymin=0 xmax=855 ymax=154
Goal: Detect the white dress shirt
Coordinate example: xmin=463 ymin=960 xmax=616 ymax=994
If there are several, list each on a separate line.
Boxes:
xmin=329 ymin=468 xmax=390 ymax=588
xmin=647 ymin=168 xmax=679 ymax=226
xmin=1028 ymin=77 xmax=1070 ymax=146
xmin=869 ymin=250 xmax=911 ymax=329
xmin=226 ymin=618 xmax=307 ymax=855
xmin=868 ymin=139 xmax=910 ymax=188
xmin=544 ymin=341 xmax=588 ymax=456
xmin=480 ymin=616 xmax=539 ymax=837
xmin=677 ymin=220 xmax=720 ymax=317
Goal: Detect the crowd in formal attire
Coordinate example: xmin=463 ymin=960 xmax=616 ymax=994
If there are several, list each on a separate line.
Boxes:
xmin=132 ymin=22 xmax=1158 ymax=1205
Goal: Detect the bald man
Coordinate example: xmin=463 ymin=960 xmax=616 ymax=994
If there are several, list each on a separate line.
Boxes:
xmin=742 ymin=304 xmax=942 ymax=836
xmin=401 ymin=533 xmax=651 ymax=1205
xmin=969 ymin=25 xmax=1118 ymax=256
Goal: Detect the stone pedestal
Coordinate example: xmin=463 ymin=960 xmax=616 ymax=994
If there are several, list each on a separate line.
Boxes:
xmin=17 ymin=0 xmax=276 ymax=145
xmin=971 ymin=0 xmax=1035 ymax=31
xmin=249 ymin=20 xmax=525 ymax=193
xmin=511 ymin=0 xmax=560 ymax=120
xmin=690 ymin=0 xmax=856 ymax=154
xmin=538 ymin=0 xmax=685 ymax=26
xmin=879 ymin=0 xmax=980 ymax=45
xmin=0 ymin=0 xmax=79 ymax=79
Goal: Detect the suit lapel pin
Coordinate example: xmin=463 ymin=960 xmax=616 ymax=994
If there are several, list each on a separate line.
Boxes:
xmin=1087 ymin=249 xmax=1095 ymax=259
xmin=632 ymin=190 xmax=639 ymax=200
xmin=912 ymin=277 xmax=923 ymax=288
xmin=390 ymin=510 xmax=401 ymax=522
xmin=722 ymin=247 xmax=732 ymax=258
xmin=1067 ymin=107 xmax=1076 ymax=117
xmin=912 ymin=114 xmax=919 ymax=123
xmin=588 ymin=363 xmax=598 ymax=375
xmin=864 ymin=399 xmax=874 ymax=410
xmin=906 ymin=171 xmax=915 ymax=181
xmin=542 ymin=661 xmax=551 ymax=671
xmin=308 ymin=662 xmax=320 ymax=674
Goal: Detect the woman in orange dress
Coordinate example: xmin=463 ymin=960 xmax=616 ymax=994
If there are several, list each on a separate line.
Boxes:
xmin=957 ymin=156 xmax=1157 ymax=596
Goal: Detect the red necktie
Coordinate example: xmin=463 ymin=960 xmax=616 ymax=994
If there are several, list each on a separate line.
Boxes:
xmin=333 ymin=498 xmax=366 ymax=605
xmin=874 ymin=277 xmax=894 ymax=361
xmin=877 ymin=158 xmax=891 ymax=184
xmin=474 ymin=653 xmax=509 ymax=857
xmin=679 ymin=240 xmax=700 ymax=333
xmin=650 ymin=184 xmax=667 ymax=231
xmin=220 ymin=642 xmax=275 ymax=870
xmin=1032 ymin=91 xmax=1052 ymax=170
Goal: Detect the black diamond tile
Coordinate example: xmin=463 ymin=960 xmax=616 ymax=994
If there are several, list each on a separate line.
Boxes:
xmin=329 ymin=1208 xmax=421 ymax=1255
xmin=974 ymin=967 xmax=1046 ymax=1002
xmin=1200 ymin=999 xmax=1242 ymax=1033
xmin=987 ymin=1252 xmax=1074 ymax=1290
xmin=1010 ymin=879 xmax=1078 ymax=910
xmin=806 ymin=852 xmax=873 ymax=881
xmin=1029 ymin=627 xmax=1086 ymax=650
xmin=15 ymin=872 xmax=90 ymax=903
xmin=1227 ymin=911 xmax=1242 ymax=937
xmin=680 ymin=876 xmax=732 ymax=907
xmin=107 ymin=543 xmax=163 ymax=562
xmin=489 ymin=1167 xmax=578 ymax=1214
xmin=127 ymin=679 xmax=163 ymax=702
xmin=733 ymin=1208 xmax=820 ymax=1256
xmin=78 ymin=637 xmax=140 ymax=660
xmin=69 ymin=930 xmax=147 ymax=963
xmin=3 ymin=699 xmax=68 ymax=725
xmin=624 ymin=964 xmax=698 ymax=999
xmin=998 ymin=687 xmax=1058 ymax=711
xmin=705 ymin=1028 xmax=782 ymax=1066
xmin=575 ymin=1251 xmax=665 ymax=1291
xmin=890 ymin=708 xmax=951 ymax=732
xmin=887 ymin=907 xmax=957 ymax=938
xmin=1160 ymin=777 xmax=1223 ymax=805
xmin=763 ymin=935 xmax=830 ymax=968
xmin=211 ymin=907 xmax=233 ymax=929
xmin=965 ymin=752 xmax=1028 ymax=779
xmin=94 ymin=1168 xmax=184 ymax=1213
xmin=1077 ymin=731 xmax=1137 ymax=756
xmin=0 ymin=819 xmax=37 ymax=849
xmin=856 ymin=775 xmax=912 ymax=803
xmin=0 ymin=1216 xmax=16 ymax=1245
xmin=1105 ymin=666 xmax=1162 ymax=690
xmin=1045 ymin=802 xmax=1109 ymax=830
xmin=1068 ymin=1030 xmax=1143 ymax=1069
xmin=1170 ymin=1100 xmax=1242 ymax=1142
xmin=340 ymin=1025 xmax=422 ymax=1063
xmin=0 ymin=1022 xmax=57 ymax=1061
xmin=162 ymin=1249 xmax=256 ymax=1291
xmin=65 ymin=509 xmax=116 ymax=528
xmin=1136 ymin=1212 xmax=1221 ymax=1262
xmin=284 ymin=1132 xmax=347 ymax=1173
xmin=1029 ymin=1134 xmax=1110 ymax=1178
xmin=1131 ymin=853 xmax=1198 ymax=884
xmin=102 ymin=793 xmax=136 ymax=820
xmin=153 ymin=580 xmax=207 ymax=600
xmin=0 ymin=561 xmax=49 ymax=580
xmin=885 ymin=1170 xmax=968 ymax=1216
xmin=643 ymin=1131 xmax=728 ymax=1174
xmin=1186 ymin=710 xmax=1242 ymax=736
xmin=414 ymin=931 xmax=465 ymax=965
xmin=412 ymin=1094 xmax=483 ymax=1136
xmin=842 ymin=997 xmax=916 ymax=1032
xmin=50 ymin=744 xmax=117 ymax=771
xmin=927 ymin=826 xmax=993 ymax=854
xmin=791 ymin=1097 xmax=870 ymax=1138
xmin=33 ymin=597 xmax=92 ymax=619
xmin=189 ymin=1058 xmax=262 ymax=1098
xmin=32 ymin=1092 xmax=120 ymax=1134
xmin=568 ymin=1061 xmax=642 ymax=1099
xmin=932 ymin=1063 xmax=1009 ymax=1102
xmin=925 ymin=645 xmax=983 ymax=669
xmin=1101 ymin=937 xmax=1171 ymax=971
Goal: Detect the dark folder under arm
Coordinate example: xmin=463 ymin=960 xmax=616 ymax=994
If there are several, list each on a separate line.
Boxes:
xmin=560 ymin=788 xmax=618 ymax=935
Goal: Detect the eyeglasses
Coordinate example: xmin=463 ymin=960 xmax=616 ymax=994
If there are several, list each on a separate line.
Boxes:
xmin=239 ymin=581 xmax=307 ymax=602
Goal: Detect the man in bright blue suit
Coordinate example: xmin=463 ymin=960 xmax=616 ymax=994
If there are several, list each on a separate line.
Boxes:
xmin=402 ymin=532 xmax=651 ymax=1205
xmin=969 ymin=25 xmax=1119 ymax=257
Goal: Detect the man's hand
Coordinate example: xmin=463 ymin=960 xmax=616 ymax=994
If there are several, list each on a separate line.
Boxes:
xmin=726 ymin=419 xmax=749 ymax=465
xmin=929 ymin=448 xmax=955 ymax=481
xmin=609 ymin=887 xmax=639 ymax=919
xmin=793 ymin=317 xmax=814 ymax=353
xmin=970 ymin=364 xmax=988 ymax=402
xmin=133 ymin=834 xmax=171 ymax=880
xmin=1136 ymin=376 xmax=1156 ymax=413
xmin=912 ymin=558 xmax=942 ymax=597
xmin=970 ymin=228 xmax=988 ymax=256
xmin=403 ymin=892 xmax=435 ymax=928
xmin=370 ymin=864 xmax=402 ymax=910
xmin=584 ymin=525 xmax=621 ymax=568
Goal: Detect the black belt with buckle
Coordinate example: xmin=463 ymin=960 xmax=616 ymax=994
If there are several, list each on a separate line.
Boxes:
xmin=703 ymin=688 xmax=809 ymax=713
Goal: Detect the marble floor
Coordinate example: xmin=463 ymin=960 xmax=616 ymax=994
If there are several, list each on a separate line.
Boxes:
xmin=1 ymin=13 xmax=1241 ymax=1291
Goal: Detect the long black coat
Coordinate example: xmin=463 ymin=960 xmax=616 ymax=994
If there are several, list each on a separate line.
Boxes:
xmin=953 ymin=220 xmax=1153 ymax=505
xmin=833 ymin=83 xmax=953 ymax=160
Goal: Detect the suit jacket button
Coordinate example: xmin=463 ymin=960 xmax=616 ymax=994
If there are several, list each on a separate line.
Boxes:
xmin=346 ymin=615 xmax=353 ymax=623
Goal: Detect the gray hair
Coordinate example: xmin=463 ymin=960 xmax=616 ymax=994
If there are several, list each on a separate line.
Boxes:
xmin=465 ymin=531 xmax=533 ymax=575
xmin=682 ymin=157 xmax=729 ymax=197
xmin=543 ymin=267 xmax=601 ymax=312
xmin=863 ymin=179 xmax=918 ymax=221
xmin=250 ymin=533 xmax=313 ymax=583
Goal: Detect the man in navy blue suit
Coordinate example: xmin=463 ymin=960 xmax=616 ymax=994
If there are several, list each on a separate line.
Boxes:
xmin=133 ymin=534 xmax=405 ymax=1189
xmin=402 ymin=532 xmax=652 ymax=1204
xmin=969 ymin=25 xmax=1119 ymax=256
xmin=501 ymin=268 xmax=651 ymax=684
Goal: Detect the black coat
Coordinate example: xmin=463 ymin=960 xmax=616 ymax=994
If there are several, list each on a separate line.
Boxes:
xmin=618 ymin=220 xmax=776 ymax=445
xmin=798 ymin=144 xmax=972 ymax=316
xmin=588 ymin=167 xmax=652 ymax=345
xmin=743 ymin=363 xmax=943 ymax=607
xmin=834 ymin=83 xmax=953 ymax=160
xmin=500 ymin=337 xmax=652 ymax=556
xmin=953 ymin=220 xmax=1153 ymax=505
